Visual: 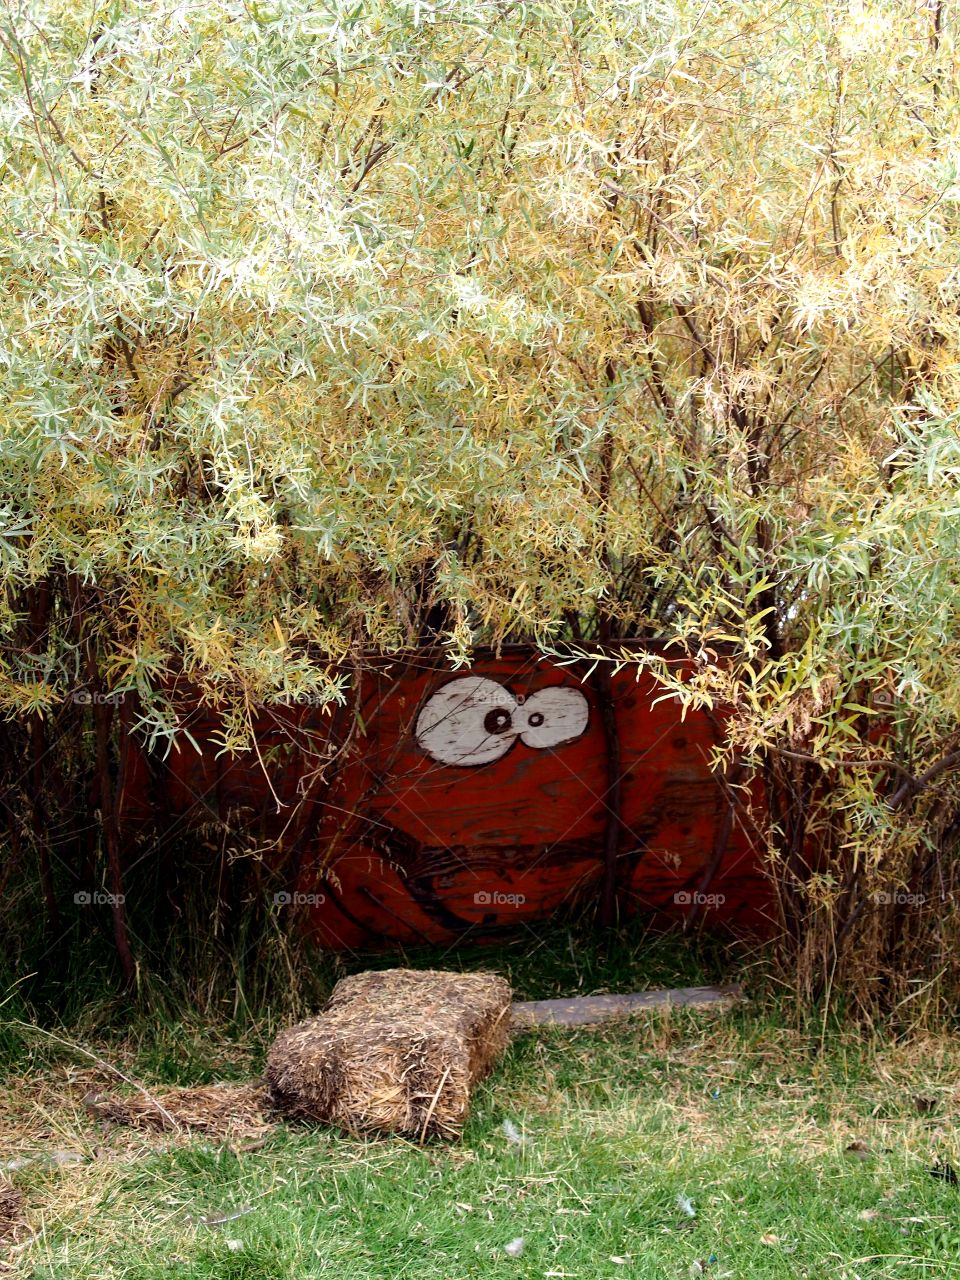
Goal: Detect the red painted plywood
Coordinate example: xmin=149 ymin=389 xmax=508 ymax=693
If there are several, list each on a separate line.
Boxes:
xmin=118 ymin=650 xmax=771 ymax=947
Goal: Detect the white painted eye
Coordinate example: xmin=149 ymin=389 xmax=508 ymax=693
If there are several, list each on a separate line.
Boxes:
xmin=415 ymin=677 xmax=519 ymax=766
xmin=518 ymin=686 xmax=589 ymax=749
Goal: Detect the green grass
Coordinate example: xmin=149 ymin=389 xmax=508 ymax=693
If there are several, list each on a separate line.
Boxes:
xmin=0 ymin=916 xmax=738 ymax=1076
xmin=3 ymin=928 xmax=960 ymax=1278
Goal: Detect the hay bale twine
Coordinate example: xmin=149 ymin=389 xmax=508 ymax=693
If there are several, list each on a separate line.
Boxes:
xmin=265 ymin=968 xmax=512 ymax=1140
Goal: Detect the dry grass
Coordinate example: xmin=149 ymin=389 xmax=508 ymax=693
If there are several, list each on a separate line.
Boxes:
xmin=2 ymin=1010 xmax=960 ymax=1278
xmin=82 ymin=1081 xmax=275 ymax=1138
xmin=266 ymin=968 xmax=512 ymax=1140
xmin=0 ymin=1065 xmax=273 ymax=1271
xmin=507 ymin=1016 xmax=960 ymax=1175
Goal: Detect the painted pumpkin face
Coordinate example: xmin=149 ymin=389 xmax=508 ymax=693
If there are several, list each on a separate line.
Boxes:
xmin=414 ymin=676 xmax=589 ymax=766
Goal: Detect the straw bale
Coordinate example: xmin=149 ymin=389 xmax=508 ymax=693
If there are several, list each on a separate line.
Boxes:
xmin=266 ymin=968 xmax=511 ymax=1140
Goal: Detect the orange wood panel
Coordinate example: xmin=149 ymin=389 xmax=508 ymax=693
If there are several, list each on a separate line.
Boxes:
xmin=118 ymin=650 xmax=772 ymax=947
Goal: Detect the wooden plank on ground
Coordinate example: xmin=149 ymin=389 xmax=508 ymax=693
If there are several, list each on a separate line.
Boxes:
xmin=511 ymin=985 xmax=743 ymax=1028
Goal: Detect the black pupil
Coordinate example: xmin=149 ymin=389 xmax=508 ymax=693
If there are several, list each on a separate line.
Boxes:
xmin=484 ymin=708 xmax=512 ymax=735
xmin=528 ymin=712 xmax=544 ymax=727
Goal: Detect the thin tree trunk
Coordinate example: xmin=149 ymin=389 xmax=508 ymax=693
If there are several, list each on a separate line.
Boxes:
xmin=28 ymin=582 xmax=58 ymax=928
xmin=595 ymin=661 xmax=623 ymax=927
xmin=83 ymin=612 xmax=136 ymax=992
xmin=30 ymin=715 xmax=59 ymax=927
xmin=73 ymin=576 xmax=135 ymax=993
xmin=595 ymin=372 xmax=624 ymax=926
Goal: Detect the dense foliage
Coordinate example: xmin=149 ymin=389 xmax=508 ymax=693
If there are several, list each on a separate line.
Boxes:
xmin=3 ymin=0 xmax=960 ymax=1011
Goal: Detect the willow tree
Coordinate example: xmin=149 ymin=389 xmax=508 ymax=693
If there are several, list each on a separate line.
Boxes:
xmin=2 ymin=0 xmax=960 ymax=1009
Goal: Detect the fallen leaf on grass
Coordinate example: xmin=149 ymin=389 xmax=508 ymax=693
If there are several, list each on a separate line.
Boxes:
xmin=846 ymin=1139 xmax=893 ymax=1160
xmin=845 ymin=1141 xmax=872 ymax=1161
